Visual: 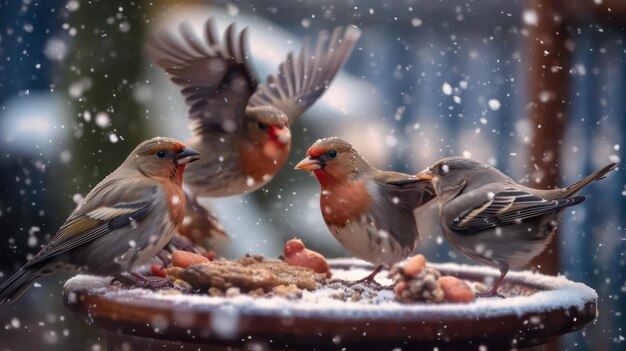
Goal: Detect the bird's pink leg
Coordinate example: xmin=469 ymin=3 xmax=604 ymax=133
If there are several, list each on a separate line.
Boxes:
xmin=331 ymin=265 xmax=385 ymax=290
xmin=156 ymin=250 xmax=171 ymax=266
xmin=353 ymin=265 xmax=384 ymax=286
xmin=476 ymin=267 xmax=507 ymax=298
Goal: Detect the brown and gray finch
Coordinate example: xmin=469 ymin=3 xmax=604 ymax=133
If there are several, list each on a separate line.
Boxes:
xmin=0 ymin=137 xmax=200 ymax=305
xmin=148 ymin=19 xmax=361 ymax=242
xmin=417 ymin=157 xmax=617 ymax=297
xmin=295 ymin=138 xmax=435 ymax=280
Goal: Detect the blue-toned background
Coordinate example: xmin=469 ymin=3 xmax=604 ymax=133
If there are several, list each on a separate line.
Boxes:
xmin=0 ymin=0 xmax=624 ymax=349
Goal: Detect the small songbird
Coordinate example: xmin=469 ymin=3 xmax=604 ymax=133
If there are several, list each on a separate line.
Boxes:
xmin=295 ymin=138 xmax=435 ymax=281
xmin=0 ymin=137 xmax=200 ymax=305
xmin=148 ymin=19 xmax=361 ymax=244
xmin=417 ymin=157 xmax=617 ymax=297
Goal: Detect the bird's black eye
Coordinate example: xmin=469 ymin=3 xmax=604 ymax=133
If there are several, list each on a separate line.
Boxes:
xmin=156 ymin=149 xmax=167 ymax=158
xmin=327 ymin=150 xmax=337 ymax=158
xmin=440 ymin=164 xmax=450 ymax=175
xmin=257 ymin=122 xmax=266 ymax=130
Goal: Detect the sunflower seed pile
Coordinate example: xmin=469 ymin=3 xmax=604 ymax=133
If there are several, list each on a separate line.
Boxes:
xmin=388 ymin=264 xmax=446 ymax=303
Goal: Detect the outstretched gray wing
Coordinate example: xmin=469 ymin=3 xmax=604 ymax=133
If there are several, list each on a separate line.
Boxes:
xmin=148 ymin=19 xmax=257 ymax=135
xmin=249 ymin=25 xmax=361 ymax=123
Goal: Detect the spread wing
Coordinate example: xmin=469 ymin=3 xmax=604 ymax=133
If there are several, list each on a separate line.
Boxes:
xmin=148 ymin=19 xmax=257 ymax=135
xmin=24 ymin=201 xmax=152 ymax=268
xmin=447 ymin=188 xmax=586 ymax=235
xmin=249 ymin=25 xmax=361 ymax=123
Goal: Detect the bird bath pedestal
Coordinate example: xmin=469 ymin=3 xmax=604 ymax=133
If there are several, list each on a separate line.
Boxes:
xmin=63 ymin=259 xmax=597 ymax=350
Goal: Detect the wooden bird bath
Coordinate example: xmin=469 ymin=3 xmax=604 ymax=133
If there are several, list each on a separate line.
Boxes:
xmin=63 ymin=259 xmax=597 ymax=350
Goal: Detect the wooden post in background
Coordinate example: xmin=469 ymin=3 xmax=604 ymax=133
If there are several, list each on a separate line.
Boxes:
xmin=526 ymin=1 xmax=571 ymax=349
xmin=526 ymin=0 xmax=570 ymax=274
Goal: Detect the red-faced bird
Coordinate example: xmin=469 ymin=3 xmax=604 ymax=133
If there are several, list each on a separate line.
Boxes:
xmin=148 ymin=19 xmax=361 ymax=242
xmin=295 ymin=137 xmax=435 ymax=281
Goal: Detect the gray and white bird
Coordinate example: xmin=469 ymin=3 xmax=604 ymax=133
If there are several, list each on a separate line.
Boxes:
xmin=417 ymin=157 xmax=617 ymax=297
xmin=148 ymin=19 xmax=361 ymax=244
xmin=295 ymin=138 xmax=435 ymax=281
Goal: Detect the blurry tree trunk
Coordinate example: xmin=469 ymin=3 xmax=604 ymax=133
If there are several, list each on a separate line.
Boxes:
xmin=65 ymin=1 xmax=151 ymax=193
xmin=562 ymin=0 xmax=626 ymax=23
xmin=526 ymin=0 xmax=570 ymax=274
xmin=526 ymin=1 xmax=571 ymax=350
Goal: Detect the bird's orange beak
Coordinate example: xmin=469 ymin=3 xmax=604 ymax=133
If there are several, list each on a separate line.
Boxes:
xmin=294 ymin=156 xmax=322 ymax=171
xmin=416 ymin=167 xmax=435 ymax=180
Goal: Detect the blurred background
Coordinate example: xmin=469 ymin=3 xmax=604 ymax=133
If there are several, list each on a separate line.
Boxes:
xmin=0 ymin=0 xmax=624 ymax=349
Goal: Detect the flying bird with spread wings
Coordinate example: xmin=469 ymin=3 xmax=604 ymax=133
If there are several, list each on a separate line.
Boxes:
xmin=148 ymin=18 xmax=361 ymax=246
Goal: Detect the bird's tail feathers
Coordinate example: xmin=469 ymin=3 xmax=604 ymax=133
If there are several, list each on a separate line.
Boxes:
xmin=180 ymin=195 xmax=228 ymax=249
xmin=0 ymin=267 xmax=39 ymax=305
xmin=564 ymin=162 xmax=617 ymax=197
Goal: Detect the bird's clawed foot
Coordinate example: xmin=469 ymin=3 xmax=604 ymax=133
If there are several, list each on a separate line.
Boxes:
xmin=476 ymin=268 xmax=507 ymax=298
xmin=348 ymin=265 xmax=384 ymax=287
xmin=115 ymin=272 xmax=171 ymax=290
xmin=358 ymin=265 xmax=383 ymax=284
xmin=475 ymin=290 xmax=505 ymax=298
xmin=330 ymin=266 xmax=386 ymax=290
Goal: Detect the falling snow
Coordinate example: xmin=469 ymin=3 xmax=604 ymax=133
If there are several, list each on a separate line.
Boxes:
xmin=95 ymin=112 xmax=111 ymax=128
xmin=488 ymin=99 xmax=501 ymax=111
xmin=0 ymin=2 xmax=623 ymax=350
